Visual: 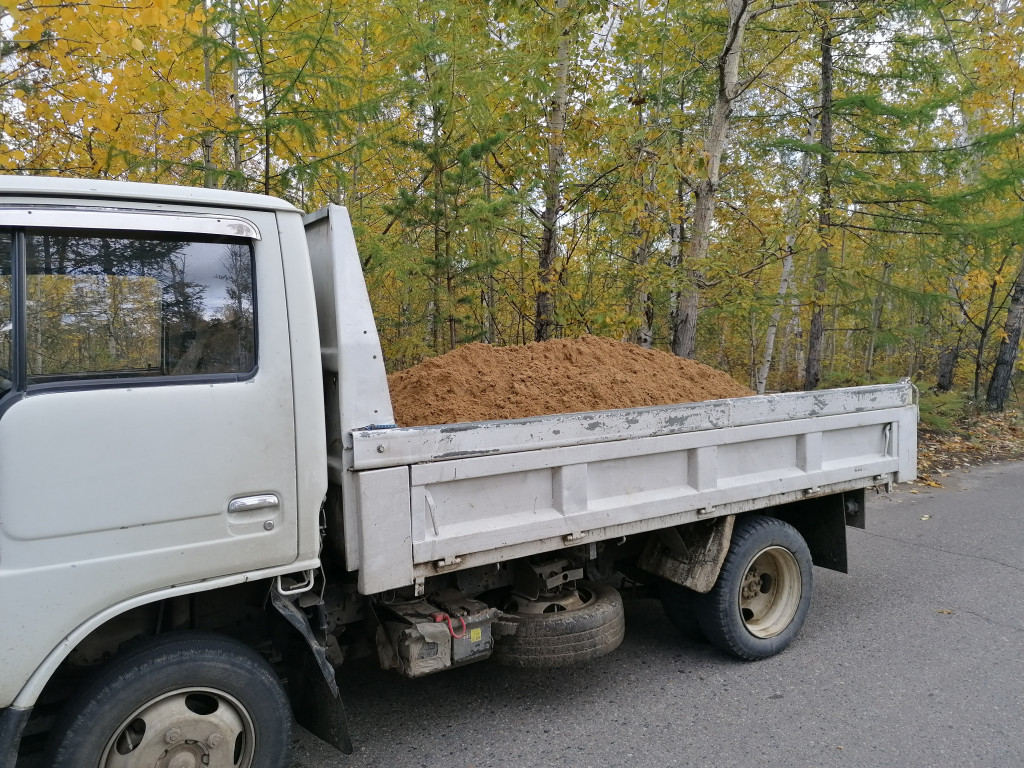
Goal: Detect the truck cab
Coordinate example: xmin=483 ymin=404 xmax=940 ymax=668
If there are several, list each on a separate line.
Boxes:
xmin=0 ymin=179 xmax=328 ymax=766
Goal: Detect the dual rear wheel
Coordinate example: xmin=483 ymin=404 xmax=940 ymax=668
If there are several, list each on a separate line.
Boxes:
xmin=493 ymin=515 xmax=812 ymax=668
xmin=662 ymin=515 xmax=813 ymax=660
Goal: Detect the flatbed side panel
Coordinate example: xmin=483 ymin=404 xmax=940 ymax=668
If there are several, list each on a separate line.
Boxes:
xmin=352 ymin=382 xmax=914 ymax=470
xmin=411 ymin=476 xmax=879 ymax=578
xmin=349 ymin=405 xmax=914 ymax=587
xmin=897 ymin=404 xmax=918 ymax=483
xmin=406 ymin=408 xmax=905 ymax=486
xmin=354 ymin=467 xmax=413 ymax=594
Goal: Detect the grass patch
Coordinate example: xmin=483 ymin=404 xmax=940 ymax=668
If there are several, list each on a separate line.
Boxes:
xmin=917 ymin=389 xmax=971 ymax=434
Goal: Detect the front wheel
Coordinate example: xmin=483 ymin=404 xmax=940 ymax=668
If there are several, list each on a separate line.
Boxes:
xmin=697 ymin=515 xmax=813 ymax=660
xmin=45 ymin=631 xmax=292 ymax=768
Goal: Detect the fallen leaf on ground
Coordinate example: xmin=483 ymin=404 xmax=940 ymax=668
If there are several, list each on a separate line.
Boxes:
xmin=918 ymin=410 xmax=1024 ymax=474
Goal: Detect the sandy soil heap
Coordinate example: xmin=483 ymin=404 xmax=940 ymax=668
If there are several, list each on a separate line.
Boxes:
xmin=388 ymin=336 xmax=754 ymax=427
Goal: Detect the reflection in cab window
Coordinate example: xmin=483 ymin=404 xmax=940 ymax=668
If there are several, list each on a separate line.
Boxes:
xmin=25 ymin=229 xmax=255 ymax=383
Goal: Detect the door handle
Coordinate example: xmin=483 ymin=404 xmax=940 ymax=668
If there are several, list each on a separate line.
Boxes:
xmin=228 ymin=494 xmax=280 ymax=514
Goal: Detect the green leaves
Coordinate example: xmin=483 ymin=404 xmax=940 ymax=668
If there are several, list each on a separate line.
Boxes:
xmin=3 ymin=0 xmax=1024 ymax=397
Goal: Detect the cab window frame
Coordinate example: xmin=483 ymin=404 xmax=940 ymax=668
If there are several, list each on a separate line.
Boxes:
xmin=0 ymin=208 xmax=261 ymax=398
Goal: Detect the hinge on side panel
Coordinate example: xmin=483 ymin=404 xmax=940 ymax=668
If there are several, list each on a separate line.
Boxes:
xmin=872 ymin=476 xmax=893 ymax=494
xmin=435 ymin=555 xmax=463 ymax=571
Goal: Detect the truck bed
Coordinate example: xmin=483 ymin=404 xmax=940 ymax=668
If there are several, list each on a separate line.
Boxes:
xmin=344 ymin=383 xmax=916 ymax=593
xmin=305 ymin=205 xmax=916 ymax=595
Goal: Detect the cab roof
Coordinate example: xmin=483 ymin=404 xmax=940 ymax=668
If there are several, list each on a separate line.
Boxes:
xmin=0 ymin=175 xmax=301 ymax=214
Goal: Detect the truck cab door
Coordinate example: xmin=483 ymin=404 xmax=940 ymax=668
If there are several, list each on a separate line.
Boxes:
xmin=0 ymin=207 xmax=300 ymax=645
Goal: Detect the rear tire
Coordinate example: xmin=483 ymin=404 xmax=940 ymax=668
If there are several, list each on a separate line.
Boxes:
xmin=493 ymin=581 xmax=625 ymax=668
xmin=45 ymin=631 xmax=292 ymax=768
xmin=697 ymin=515 xmax=813 ymax=660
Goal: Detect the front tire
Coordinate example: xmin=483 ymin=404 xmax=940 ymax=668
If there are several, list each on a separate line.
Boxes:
xmin=45 ymin=631 xmax=292 ymax=768
xmin=697 ymin=515 xmax=813 ymax=660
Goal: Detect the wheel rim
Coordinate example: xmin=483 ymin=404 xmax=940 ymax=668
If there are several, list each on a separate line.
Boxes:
xmin=737 ymin=546 xmax=802 ymax=639
xmin=99 ymin=687 xmax=256 ymax=768
xmin=503 ymin=584 xmax=595 ymax=615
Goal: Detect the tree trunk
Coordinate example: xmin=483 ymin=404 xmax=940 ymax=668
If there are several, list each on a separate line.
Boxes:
xmin=430 ymin=102 xmax=445 ymax=353
xmin=671 ymin=0 xmax=753 ymax=359
xmin=935 ymin=344 xmax=958 ymax=391
xmin=201 ymin=22 xmax=217 ymax=188
xmin=804 ymin=14 xmax=833 ymax=391
xmin=757 ymin=253 xmax=796 ymax=393
xmin=535 ymin=0 xmax=571 ymax=342
xmin=756 ymin=120 xmax=816 ymax=393
xmin=668 ymin=177 xmax=687 ymax=352
xmin=629 ymin=228 xmax=655 ymax=347
xmin=482 ymin=160 xmax=498 ymax=344
xmin=626 ymin=20 xmax=655 ymax=350
xmin=864 ymin=262 xmax=893 ymax=375
xmin=974 ymin=277 xmax=1000 ymax=402
xmin=230 ymin=0 xmax=244 ymax=188
xmin=986 ymin=259 xmax=1024 ymax=410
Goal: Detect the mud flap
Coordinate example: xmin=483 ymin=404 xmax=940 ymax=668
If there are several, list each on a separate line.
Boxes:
xmin=270 ymin=589 xmax=353 ymax=754
xmin=773 ymin=491 xmax=857 ymax=573
xmin=637 ymin=515 xmax=735 ymax=593
xmin=0 ymin=706 xmax=30 ymax=768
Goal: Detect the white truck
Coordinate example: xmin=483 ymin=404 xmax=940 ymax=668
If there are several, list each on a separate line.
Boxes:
xmin=0 ymin=177 xmax=916 ymax=768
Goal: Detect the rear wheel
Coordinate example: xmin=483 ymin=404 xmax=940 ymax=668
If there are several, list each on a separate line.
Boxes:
xmin=697 ymin=515 xmax=813 ymax=660
xmin=45 ymin=631 xmax=291 ymax=768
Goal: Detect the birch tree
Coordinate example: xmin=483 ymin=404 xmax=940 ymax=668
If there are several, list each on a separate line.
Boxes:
xmin=671 ymin=0 xmax=794 ymax=359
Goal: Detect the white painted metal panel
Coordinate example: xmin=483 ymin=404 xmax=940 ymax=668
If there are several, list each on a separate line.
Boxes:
xmin=408 ymin=475 xmax=893 ymax=579
xmin=348 ymin=392 xmax=916 ymax=589
xmin=354 ymin=467 xmax=413 ymax=593
xmin=0 ymin=174 xmax=298 ymax=212
xmin=897 ymin=406 xmax=918 ymax=483
xmin=276 ymin=211 xmax=329 ymax=566
xmin=0 ymin=207 xmax=262 ymax=239
xmin=0 ymin=208 xmax=300 ymax=707
xmin=304 ymin=205 xmax=395 ymax=571
xmin=351 ymin=382 xmax=914 ymax=470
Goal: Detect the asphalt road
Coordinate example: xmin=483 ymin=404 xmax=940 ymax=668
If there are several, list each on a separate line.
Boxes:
xmin=292 ymin=462 xmax=1024 ymax=768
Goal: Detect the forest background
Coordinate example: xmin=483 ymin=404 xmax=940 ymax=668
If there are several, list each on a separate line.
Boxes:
xmin=2 ymin=0 xmax=1024 ymax=417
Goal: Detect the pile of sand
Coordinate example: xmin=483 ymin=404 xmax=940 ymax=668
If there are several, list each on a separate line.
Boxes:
xmin=387 ymin=336 xmax=754 ymax=427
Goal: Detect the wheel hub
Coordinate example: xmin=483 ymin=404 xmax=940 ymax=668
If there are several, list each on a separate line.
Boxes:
xmin=101 ymin=689 xmax=253 ymax=768
xmin=166 ymin=749 xmax=199 ymax=768
xmin=738 ymin=546 xmax=802 ymax=639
